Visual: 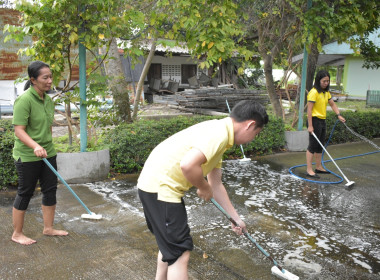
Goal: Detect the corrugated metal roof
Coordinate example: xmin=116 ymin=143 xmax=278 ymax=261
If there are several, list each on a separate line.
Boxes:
xmin=118 ymin=39 xmax=190 ymax=55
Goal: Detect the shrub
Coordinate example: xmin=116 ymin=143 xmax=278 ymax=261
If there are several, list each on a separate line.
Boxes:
xmin=325 ymin=111 xmax=380 ymax=144
xmin=0 ymin=119 xmax=17 ymax=189
xmin=104 ymin=115 xmax=285 ymax=173
xmin=224 ymin=115 xmax=285 ymax=158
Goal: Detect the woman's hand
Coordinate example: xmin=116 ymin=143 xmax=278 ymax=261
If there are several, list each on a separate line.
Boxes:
xmin=33 ymin=145 xmax=47 ymax=158
xmin=308 ymin=125 xmax=314 ymax=133
xmin=338 ymin=115 xmax=346 ymax=123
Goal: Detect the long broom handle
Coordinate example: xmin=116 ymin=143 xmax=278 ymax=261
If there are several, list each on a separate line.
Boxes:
xmin=210 ymin=198 xmax=284 ymax=272
xmin=42 ymin=158 xmax=92 ymax=215
xmin=311 ymin=132 xmax=350 ymax=183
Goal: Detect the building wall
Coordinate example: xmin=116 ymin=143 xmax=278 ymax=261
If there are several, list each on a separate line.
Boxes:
xmin=343 ymin=56 xmax=380 ymax=98
xmin=0 ymin=8 xmax=31 ymax=81
xmin=151 ymin=55 xmax=197 ymax=84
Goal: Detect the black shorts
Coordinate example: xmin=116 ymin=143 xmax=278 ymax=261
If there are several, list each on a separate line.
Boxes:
xmin=307 ymin=117 xmax=326 ymax=154
xmin=14 ymin=156 xmax=58 ymax=210
xmin=138 ymin=189 xmax=193 ymax=265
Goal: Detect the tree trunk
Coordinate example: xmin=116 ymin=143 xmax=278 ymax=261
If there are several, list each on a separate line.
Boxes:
xmin=102 ymin=38 xmax=131 ymax=122
xmin=306 ymin=42 xmax=320 ymax=92
xmin=132 ymin=39 xmax=157 ymax=121
xmin=262 ymin=55 xmax=282 ymax=117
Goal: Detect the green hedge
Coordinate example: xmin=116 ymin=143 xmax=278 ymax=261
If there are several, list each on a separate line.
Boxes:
xmin=104 ymin=115 xmax=285 ymax=173
xmin=2 ymin=111 xmax=379 ymax=187
xmin=224 ymin=115 xmax=285 ymax=158
xmin=0 ymin=119 xmax=17 ymax=189
xmin=325 ymin=111 xmax=380 ymax=144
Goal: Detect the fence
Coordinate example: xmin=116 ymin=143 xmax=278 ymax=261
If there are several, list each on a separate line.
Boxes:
xmin=366 ymin=90 xmax=380 ymax=107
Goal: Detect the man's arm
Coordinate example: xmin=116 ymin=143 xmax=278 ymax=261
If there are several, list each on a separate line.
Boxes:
xmin=207 ymin=168 xmax=246 ymax=235
xmin=180 ymin=148 xmax=213 ymax=201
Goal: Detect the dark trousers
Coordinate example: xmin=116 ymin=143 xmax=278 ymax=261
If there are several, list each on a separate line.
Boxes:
xmin=14 ymin=156 xmax=58 ymax=211
xmin=307 ymin=117 xmax=326 ymax=154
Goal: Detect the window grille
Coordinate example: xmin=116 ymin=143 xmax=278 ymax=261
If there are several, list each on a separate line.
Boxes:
xmin=162 ymin=65 xmax=180 ymax=78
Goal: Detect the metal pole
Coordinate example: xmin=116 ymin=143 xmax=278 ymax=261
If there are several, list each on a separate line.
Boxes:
xmin=297 ymin=0 xmax=312 ymax=131
xmin=79 ymin=42 xmax=87 ymax=152
xmin=79 ymin=4 xmax=87 ymax=152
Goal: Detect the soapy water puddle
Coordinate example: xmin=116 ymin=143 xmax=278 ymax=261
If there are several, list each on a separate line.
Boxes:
xmin=85 ymin=160 xmax=380 ymax=279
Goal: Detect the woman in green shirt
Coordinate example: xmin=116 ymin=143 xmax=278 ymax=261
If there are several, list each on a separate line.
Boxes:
xmin=12 ymin=61 xmax=68 ymax=245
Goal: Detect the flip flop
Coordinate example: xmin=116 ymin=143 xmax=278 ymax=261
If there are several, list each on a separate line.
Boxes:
xmin=315 ymin=169 xmax=330 ymax=174
xmin=306 ymin=173 xmax=320 ymax=179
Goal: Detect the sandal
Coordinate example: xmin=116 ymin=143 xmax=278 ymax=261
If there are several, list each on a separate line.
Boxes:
xmin=306 ymin=173 xmax=320 ymax=178
xmin=315 ymin=169 xmax=330 ymax=174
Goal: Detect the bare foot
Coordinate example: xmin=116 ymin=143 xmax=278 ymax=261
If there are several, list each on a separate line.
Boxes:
xmin=43 ymin=228 xmax=69 ymax=236
xmin=11 ymin=233 xmax=37 ymax=245
xmin=306 ymin=169 xmax=316 ymax=176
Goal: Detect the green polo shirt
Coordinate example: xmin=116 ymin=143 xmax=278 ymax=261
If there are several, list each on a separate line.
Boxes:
xmin=12 ymin=86 xmax=56 ymax=162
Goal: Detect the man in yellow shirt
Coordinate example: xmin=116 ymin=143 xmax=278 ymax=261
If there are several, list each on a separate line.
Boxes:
xmin=306 ymin=70 xmax=346 ymax=178
xmin=138 ymin=100 xmax=268 ymax=279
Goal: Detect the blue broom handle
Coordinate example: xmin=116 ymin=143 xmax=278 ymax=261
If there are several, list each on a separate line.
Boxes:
xmin=210 ymin=198 xmax=284 ymax=272
xmin=42 ymin=158 xmax=92 ymax=215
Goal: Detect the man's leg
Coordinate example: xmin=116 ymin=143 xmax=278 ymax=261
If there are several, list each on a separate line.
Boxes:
xmin=155 ymin=251 xmax=168 ymax=280
xmin=167 ymin=250 xmax=190 ymax=280
xmin=42 ymin=205 xmax=68 ymax=236
xmin=11 ymin=207 xmax=36 ymax=245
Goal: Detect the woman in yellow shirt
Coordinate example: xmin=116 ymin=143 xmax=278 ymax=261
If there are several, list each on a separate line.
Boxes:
xmin=306 ymin=70 xmax=346 ymax=178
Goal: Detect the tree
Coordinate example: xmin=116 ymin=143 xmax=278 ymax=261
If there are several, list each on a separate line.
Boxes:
xmin=293 ymin=0 xmax=380 ymax=75
xmin=237 ymin=0 xmax=300 ymax=117
xmin=4 ymin=0 xmax=145 ymax=124
xmin=101 ymin=38 xmax=132 ymax=122
xmin=128 ymin=0 xmax=252 ymax=119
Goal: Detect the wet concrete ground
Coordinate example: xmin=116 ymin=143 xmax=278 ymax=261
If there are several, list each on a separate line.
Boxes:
xmin=1 ymin=139 xmax=379 ymax=280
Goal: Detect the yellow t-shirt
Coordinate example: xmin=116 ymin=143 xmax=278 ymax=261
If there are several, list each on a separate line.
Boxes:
xmin=307 ymin=87 xmax=331 ymax=119
xmin=137 ymin=117 xmax=234 ymax=203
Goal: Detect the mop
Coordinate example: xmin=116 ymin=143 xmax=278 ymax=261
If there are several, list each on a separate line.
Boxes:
xmin=211 ymin=198 xmax=299 ymax=280
xmin=42 ymin=158 xmax=102 ymax=220
xmin=311 ymin=132 xmax=355 ymax=187
xmin=225 ymin=99 xmax=251 ymax=162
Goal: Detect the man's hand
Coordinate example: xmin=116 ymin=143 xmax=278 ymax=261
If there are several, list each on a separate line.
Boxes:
xmin=196 ymin=186 xmax=213 ymax=201
xmin=232 ymin=217 xmax=246 ymax=236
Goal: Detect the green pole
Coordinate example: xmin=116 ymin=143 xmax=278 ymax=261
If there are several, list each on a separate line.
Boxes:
xmin=297 ymin=0 xmax=312 ymax=131
xmin=79 ymin=39 xmax=87 ymax=152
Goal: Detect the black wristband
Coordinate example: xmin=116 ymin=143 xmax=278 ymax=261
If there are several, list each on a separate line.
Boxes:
xmin=337 ymin=113 xmax=341 ymax=117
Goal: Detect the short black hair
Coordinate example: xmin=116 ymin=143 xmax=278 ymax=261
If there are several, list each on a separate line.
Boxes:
xmin=230 ymin=100 xmax=268 ymax=128
xmin=24 ymin=61 xmax=50 ymax=90
xmin=313 ymin=70 xmax=330 ymax=93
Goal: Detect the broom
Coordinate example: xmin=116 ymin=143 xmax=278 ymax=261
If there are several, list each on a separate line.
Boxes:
xmin=43 ymin=158 xmax=102 ymax=220
xmin=211 ymin=198 xmax=299 ymax=280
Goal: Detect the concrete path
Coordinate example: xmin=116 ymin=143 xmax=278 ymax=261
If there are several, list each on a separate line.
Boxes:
xmin=1 ymin=139 xmax=379 ymax=280
xmin=0 ymin=180 xmax=250 ymax=280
